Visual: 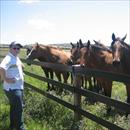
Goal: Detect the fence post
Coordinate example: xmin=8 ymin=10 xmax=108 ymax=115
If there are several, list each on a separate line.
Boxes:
xmin=72 ymin=65 xmax=82 ymax=122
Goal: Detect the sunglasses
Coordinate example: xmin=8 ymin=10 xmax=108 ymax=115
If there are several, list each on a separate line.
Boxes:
xmin=12 ymin=47 xmax=20 ymax=50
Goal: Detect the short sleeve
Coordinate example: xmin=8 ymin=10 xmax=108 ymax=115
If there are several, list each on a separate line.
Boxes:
xmin=0 ymin=55 xmax=11 ymax=70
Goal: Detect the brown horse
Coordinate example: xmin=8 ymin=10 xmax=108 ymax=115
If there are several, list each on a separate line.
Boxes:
xmin=70 ymin=40 xmax=82 ymax=65
xmin=111 ymin=33 xmax=130 ymax=104
xmin=70 ymin=39 xmax=98 ymax=93
xmin=78 ymin=40 xmax=115 ymax=110
xmin=26 ymin=43 xmax=72 ymax=93
xmin=26 ymin=45 xmax=54 ymax=91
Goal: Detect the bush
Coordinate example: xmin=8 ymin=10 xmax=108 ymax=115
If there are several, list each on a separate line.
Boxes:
xmin=0 ymin=83 xmax=10 ymax=130
xmin=24 ymin=87 xmax=74 ymax=130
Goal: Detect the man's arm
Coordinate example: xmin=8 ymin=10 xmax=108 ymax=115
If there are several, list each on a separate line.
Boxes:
xmin=0 ymin=67 xmax=15 ymax=83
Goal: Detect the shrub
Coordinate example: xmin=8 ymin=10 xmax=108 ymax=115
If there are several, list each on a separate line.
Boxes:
xmin=24 ymin=87 xmax=74 ymax=130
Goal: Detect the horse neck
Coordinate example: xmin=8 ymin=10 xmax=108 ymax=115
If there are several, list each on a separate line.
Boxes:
xmin=121 ymin=47 xmax=130 ymax=74
xmin=89 ymin=47 xmax=112 ymax=69
xmin=86 ymin=48 xmax=99 ymax=67
xmin=37 ymin=47 xmax=47 ymax=61
xmin=122 ymin=41 xmax=130 ymax=49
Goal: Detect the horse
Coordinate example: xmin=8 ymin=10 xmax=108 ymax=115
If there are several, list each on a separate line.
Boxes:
xmin=70 ymin=39 xmax=99 ymax=99
xmin=26 ymin=43 xmax=72 ymax=93
xmin=77 ymin=40 xmax=116 ymax=112
xmin=111 ymin=33 xmax=130 ymax=104
xmin=26 ymin=45 xmax=54 ymax=91
xmin=70 ymin=39 xmax=95 ymax=89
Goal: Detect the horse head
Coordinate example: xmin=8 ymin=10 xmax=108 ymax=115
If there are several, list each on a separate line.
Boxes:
xmin=111 ymin=33 xmax=127 ymax=66
xmin=70 ymin=40 xmax=81 ymax=64
xmin=26 ymin=46 xmax=32 ymax=56
xmin=79 ymin=40 xmax=91 ymax=66
xmin=26 ymin=42 xmax=40 ymax=65
xmin=70 ymin=39 xmax=89 ymax=64
xmin=71 ymin=40 xmax=91 ymax=66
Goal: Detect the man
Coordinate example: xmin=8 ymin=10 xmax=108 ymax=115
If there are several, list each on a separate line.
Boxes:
xmin=0 ymin=41 xmax=25 ymax=130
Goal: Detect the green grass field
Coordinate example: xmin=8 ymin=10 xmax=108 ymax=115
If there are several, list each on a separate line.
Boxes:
xmin=0 ymin=48 xmax=130 ymax=130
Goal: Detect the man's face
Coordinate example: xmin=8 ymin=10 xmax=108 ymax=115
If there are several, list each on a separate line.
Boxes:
xmin=10 ymin=45 xmax=21 ymax=56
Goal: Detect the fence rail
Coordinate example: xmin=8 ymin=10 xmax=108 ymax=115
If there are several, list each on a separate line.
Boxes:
xmin=24 ymin=70 xmax=130 ymax=113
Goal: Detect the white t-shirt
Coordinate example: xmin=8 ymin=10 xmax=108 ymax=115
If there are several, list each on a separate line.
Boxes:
xmin=0 ymin=52 xmax=24 ymax=91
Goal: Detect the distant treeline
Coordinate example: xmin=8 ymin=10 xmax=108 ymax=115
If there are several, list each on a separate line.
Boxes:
xmin=0 ymin=44 xmax=10 ymax=48
xmin=0 ymin=43 xmax=111 ymax=50
xmin=0 ymin=43 xmax=72 ymax=49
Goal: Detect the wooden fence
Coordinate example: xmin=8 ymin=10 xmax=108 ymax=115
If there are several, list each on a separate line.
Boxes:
xmin=21 ymin=59 xmax=130 ymax=130
xmin=0 ymin=55 xmax=130 ymax=130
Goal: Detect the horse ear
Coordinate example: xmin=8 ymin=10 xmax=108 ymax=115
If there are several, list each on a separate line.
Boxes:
xmin=87 ymin=40 xmax=90 ymax=44
xmin=70 ymin=42 xmax=74 ymax=48
xmin=77 ymin=41 xmax=79 ymax=48
xmin=35 ymin=42 xmax=39 ymax=48
xmin=87 ymin=40 xmax=90 ymax=48
xmin=112 ymin=33 xmax=116 ymax=41
xmin=79 ymin=39 xmax=82 ymax=44
xmin=122 ymin=34 xmax=127 ymax=41
xmin=79 ymin=39 xmax=83 ymax=48
xmin=35 ymin=42 xmax=38 ymax=45
xmin=93 ymin=40 xmax=98 ymax=44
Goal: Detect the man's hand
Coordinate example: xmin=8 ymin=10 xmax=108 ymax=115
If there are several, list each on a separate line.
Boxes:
xmin=0 ymin=67 xmax=15 ymax=84
xmin=5 ymin=77 xmax=16 ymax=84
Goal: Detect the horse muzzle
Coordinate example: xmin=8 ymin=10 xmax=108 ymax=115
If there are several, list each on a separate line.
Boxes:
xmin=26 ymin=57 xmax=32 ymax=65
xmin=112 ymin=59 xmax=120 ymax=67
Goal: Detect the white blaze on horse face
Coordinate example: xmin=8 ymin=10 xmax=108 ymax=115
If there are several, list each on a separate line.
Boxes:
xmin=112 ymin=41 xmax=122 ymax=64
xmin=26 ymin=49 xmax=33 ymax=59
xmin=113 ymin=48 xmax=120 ymax=62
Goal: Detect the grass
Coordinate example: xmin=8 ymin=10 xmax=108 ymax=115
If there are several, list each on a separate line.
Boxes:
xmin=25 ymin=120 xmax=53 ymax=130
xmin=112 ymin=82 xmax=127 ymax=101
xmin=0 ymin=83 xmax=10 ymax=130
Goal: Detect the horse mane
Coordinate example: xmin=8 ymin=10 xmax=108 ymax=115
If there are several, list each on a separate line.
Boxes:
xmin=38 ymin=44 xmax=70 ymax=59
xmin=91 ymin=43 xmax=112 ymax=53
xmin=93 ymin=40 xmax=112 ymax=52
xmin=33 ymin=44 xmax=63 ymax=51
xmin=121 ymin=41 xmax=130 ymax=49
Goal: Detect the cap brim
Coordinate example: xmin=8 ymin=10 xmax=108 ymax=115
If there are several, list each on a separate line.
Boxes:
xmin=15 ymin=44 xmax=23 ymax=48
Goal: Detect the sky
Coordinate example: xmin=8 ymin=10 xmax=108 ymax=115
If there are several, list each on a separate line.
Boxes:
xmin=0 ymin=0 xmax=130 ymax=46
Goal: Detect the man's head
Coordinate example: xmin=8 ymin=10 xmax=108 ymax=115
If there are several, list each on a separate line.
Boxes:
xmin=9 ymin=41 xmax=23 ymax=56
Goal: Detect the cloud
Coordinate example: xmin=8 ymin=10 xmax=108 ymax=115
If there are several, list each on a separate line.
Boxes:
xmin=27 ymin=18 xmax=55 ymax=30
xmin=18 ymin=0 xmax=40 ymax=4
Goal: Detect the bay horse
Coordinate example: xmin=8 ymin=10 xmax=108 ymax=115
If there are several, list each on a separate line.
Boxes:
xmin=111 ymin=33 xmax=130 ymax=104
xmin=78 ymin=40 xmax=115 ymax=111
xmin=26 ymin=43 xmax=72 ymax=93
xmin=26 ymin=45 xmax=54 ymax=91
xmin=70 ymin=39 xmax=99 ymax=97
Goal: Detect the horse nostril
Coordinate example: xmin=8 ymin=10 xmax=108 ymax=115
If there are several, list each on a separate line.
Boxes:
xmin=81 ymin=64 xmax=85 ymax=67
xmin=113 ymin=60 xmax=120 ymax=66
xmin=26 ymin=57 xmax=31 ymax=65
